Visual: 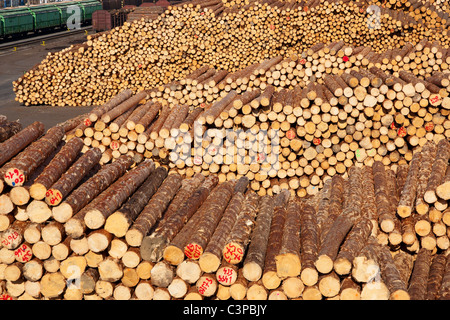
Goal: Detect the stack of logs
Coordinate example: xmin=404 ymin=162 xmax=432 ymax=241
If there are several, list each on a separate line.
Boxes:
xmin=12 ymin=0 xmax=450 ymax=107
xmin=0 ymin=119 xmax=449 ymax=300
xmin=66 ymin=39 xmax=450 ymax=197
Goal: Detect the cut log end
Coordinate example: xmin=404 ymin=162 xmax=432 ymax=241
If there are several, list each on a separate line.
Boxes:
xmin=390 ymin=290 xmax=410 ymax=300
xmin=261 ymin=271 xmax=281 ymax=290
xmin=163 ymin=245 xmax=185 ymax=266
xmin=242 ymin=261 xmax=263 ymax=282
xmin=333 ymin=258 xmax=352 ymax=276
xmin=104 ymin=212 xmax=129 ymax=238
xmin=397 ymin=206 xmax=412 ymax=218
xmin=29 ymin=183 xmax=47 ymax=201
xmin=125 ymin=229 xmax=144 ymax=247
xmin=84 ymin=209 xmax=106 ymax=230
xmin=198 ymin=252 xmax=221 ymax=273
xmin=275 ymin=253 xmax=301 ymax=279
xmin=52 ymin=202 xmax=73 ymax=223
xmin=315 ymin=255 xmax=334 ymax=274
xmin=300 ymin=267 xmax=319 ymax=287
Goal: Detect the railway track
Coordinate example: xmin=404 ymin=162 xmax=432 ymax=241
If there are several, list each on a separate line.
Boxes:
xmin=0 ymin=26 xmax=92 ymax=52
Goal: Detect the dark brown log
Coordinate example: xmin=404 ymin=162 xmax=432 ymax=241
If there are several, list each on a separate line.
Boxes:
xmin=261 ymin=190 xmax=290 ymax=290
xmin=408 ymin=248 xmax=432 ymax=300
xmin=64 ymin=160 xmax=154 ymax=239
xmin=0 ymin=121 xmax=45 ymax=167
xmin=143 ymin=175 xmax=218 ymax=263
xmin=83 ymin=160 xmax=156 ymax=230
xmin=125 ymin=173 xmax=183 ymax=247
xmin=29 ymin=137 xmax=84 ymax=200
xmin=2 ymin=125 xmax=64 ymax=187
xmin=222 ymin=192 xmax=259 ymax=265
xmin=333 ymin=217 xmax=372 ymax=276
xmin=198 ymin=177 xmax=249 ymax=273
xmin=275 ymin=199 xmax=301 ymax=279
xmin=426 ymin=254 xmax=447 ymax=300
xmin=397 ymin=151 xmax=422 ymax=218
xmin=104 ymin=166 xmax=169 ymax=238
xmin=44 ymin=147 xmax=102 ymax=206
xmin=242 ymin=195 xmax=275 ymax=282
xmin=299 ymin=203 xmax=319 ymax=287
xmin=182 ymin=181 xmax=236 ymax=261
xmin=52 ymin=155 xmax=133 ymax=223
xmin=424 ymin=139 xmax=450 ymax=204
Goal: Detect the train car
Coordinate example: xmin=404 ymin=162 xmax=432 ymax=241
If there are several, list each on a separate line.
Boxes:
xmin=0 ymin=7 xmax=34 ymax=37
xmin=0 ymin=0 xmax=102 ymax=39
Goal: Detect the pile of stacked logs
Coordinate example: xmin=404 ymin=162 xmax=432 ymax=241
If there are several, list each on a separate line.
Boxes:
xmin=12 ymin=0 xmax=450 ymax=107
xmin=0 ymin=121 xmax=449 ymax=300
xmin=66 ymin=39 xmax=450 ymax=196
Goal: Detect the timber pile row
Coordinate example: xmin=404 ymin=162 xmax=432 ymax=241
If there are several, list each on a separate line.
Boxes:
xmin=67 ymin=39 xmax=450 ymax=196
xmin=0 ymin=122 xmax=449 ymax=300
xmin=363 ymin=0 xmax=450 ymax=30
xmin=12 ymin=0 xmax=450 ymax=107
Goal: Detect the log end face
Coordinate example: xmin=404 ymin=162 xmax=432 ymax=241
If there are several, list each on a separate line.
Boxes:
xmin=104 ymin=212 xmax=130 ymax=238
xmin=52 ymin=202 xmax=74 ymax=223
xmin=397 ymin=205 xmax=411 ymax=218
xmin=333 ymin=258 xmax=352 ymax=276
xmin=29 ymin=183 xmax=47 ymax=201
xmin=390 ymin=290 xmax=410 ymax=300
xmin=242 ymin=261 xmax=263 ymax=283
xmin=300 ymin=267 xmax=319 ymax=287
xmin=275 ymin=253 xmax=301 ymax=279
xmin=261 ymin=270 xmax=281 ymax=290
xmin=125 ymin=229 xmax=144 ymax=248
xmin=198 ymin=252 xmax=221 ymax=274
xmin=84 ymin=209 xmax=106 ymax=230
xmin=140 ymin=235 xmax=167 ymax=262
xmin=163 ymin=245 xmax=185 ymax=266
xmin=315 ymin=255 xmax=334 ymax=275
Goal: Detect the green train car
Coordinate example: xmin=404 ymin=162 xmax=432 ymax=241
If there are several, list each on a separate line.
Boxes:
xmin=0 ymin=0 xmax=102 ymax=38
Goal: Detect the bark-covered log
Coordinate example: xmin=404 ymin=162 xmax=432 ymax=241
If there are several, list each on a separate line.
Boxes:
xmin=125 ymin=173 xmax=183 ymax=247
xmin=242 ymin=195 xmax=275 ymax=282
xmin=44 ymin=147 xmax=102 ymax=206
xmin=397 ymin=151 xmax=422 ymax=218
xmin=140 ymin=175 xmax=218 ymax=263
xmin=199 ymin=177 xmax=249 ymax=273
xmin=333 ymin=217 xmax=372 ymax=276
xmin=261 ymin=191 xmax=290 ymax=290
xmin=83 ymin=160 xmax=156 ymax=230
xmin=0 ymin=121 xmax=44 ymax=168
xmin=315 ymin=214 xmax=354 ymax=275
xmin=64 ymin=160 xmax=154 ymax=239
xmin=29 ymin=137 xmax=84 ymax=200
xmin=424 ymin=139 xmax=450 ymax=204
xmin=104 ymin=166 xmax=169 ymax=238
xmin=408 ymin=248 xmax=432 ymax=300
xmin=426 ymin=254 xmax=447 ymax=300
xmin=171 ymin=180 xmax=234 ymax=264
xmin=415 ymin=142 xmax=438 ymax=215
xmin=2 ymin=125 xmax=64 ymax=187
xmin=275 ymin=199 xmax=301 ymax=279
xmin=52 ymin=155 xmax=133 ymax=223
xmin=222 ymin=192 xmax=259 ymax=265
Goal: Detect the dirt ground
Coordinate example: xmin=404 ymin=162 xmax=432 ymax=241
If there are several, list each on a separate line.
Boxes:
xmin=0 ymin=32 xmax=95 ymax=129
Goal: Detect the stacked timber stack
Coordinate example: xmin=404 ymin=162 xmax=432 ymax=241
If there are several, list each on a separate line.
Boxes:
xmin=68 ymin=39 xmax=450 ymax=196
xmin=1 ymin=131 xmax=449 ymax=299
xmin=126 ymin=5 xmax=166 ymax=22
xmin=13 ymin=0 xmax=450 ymax=107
